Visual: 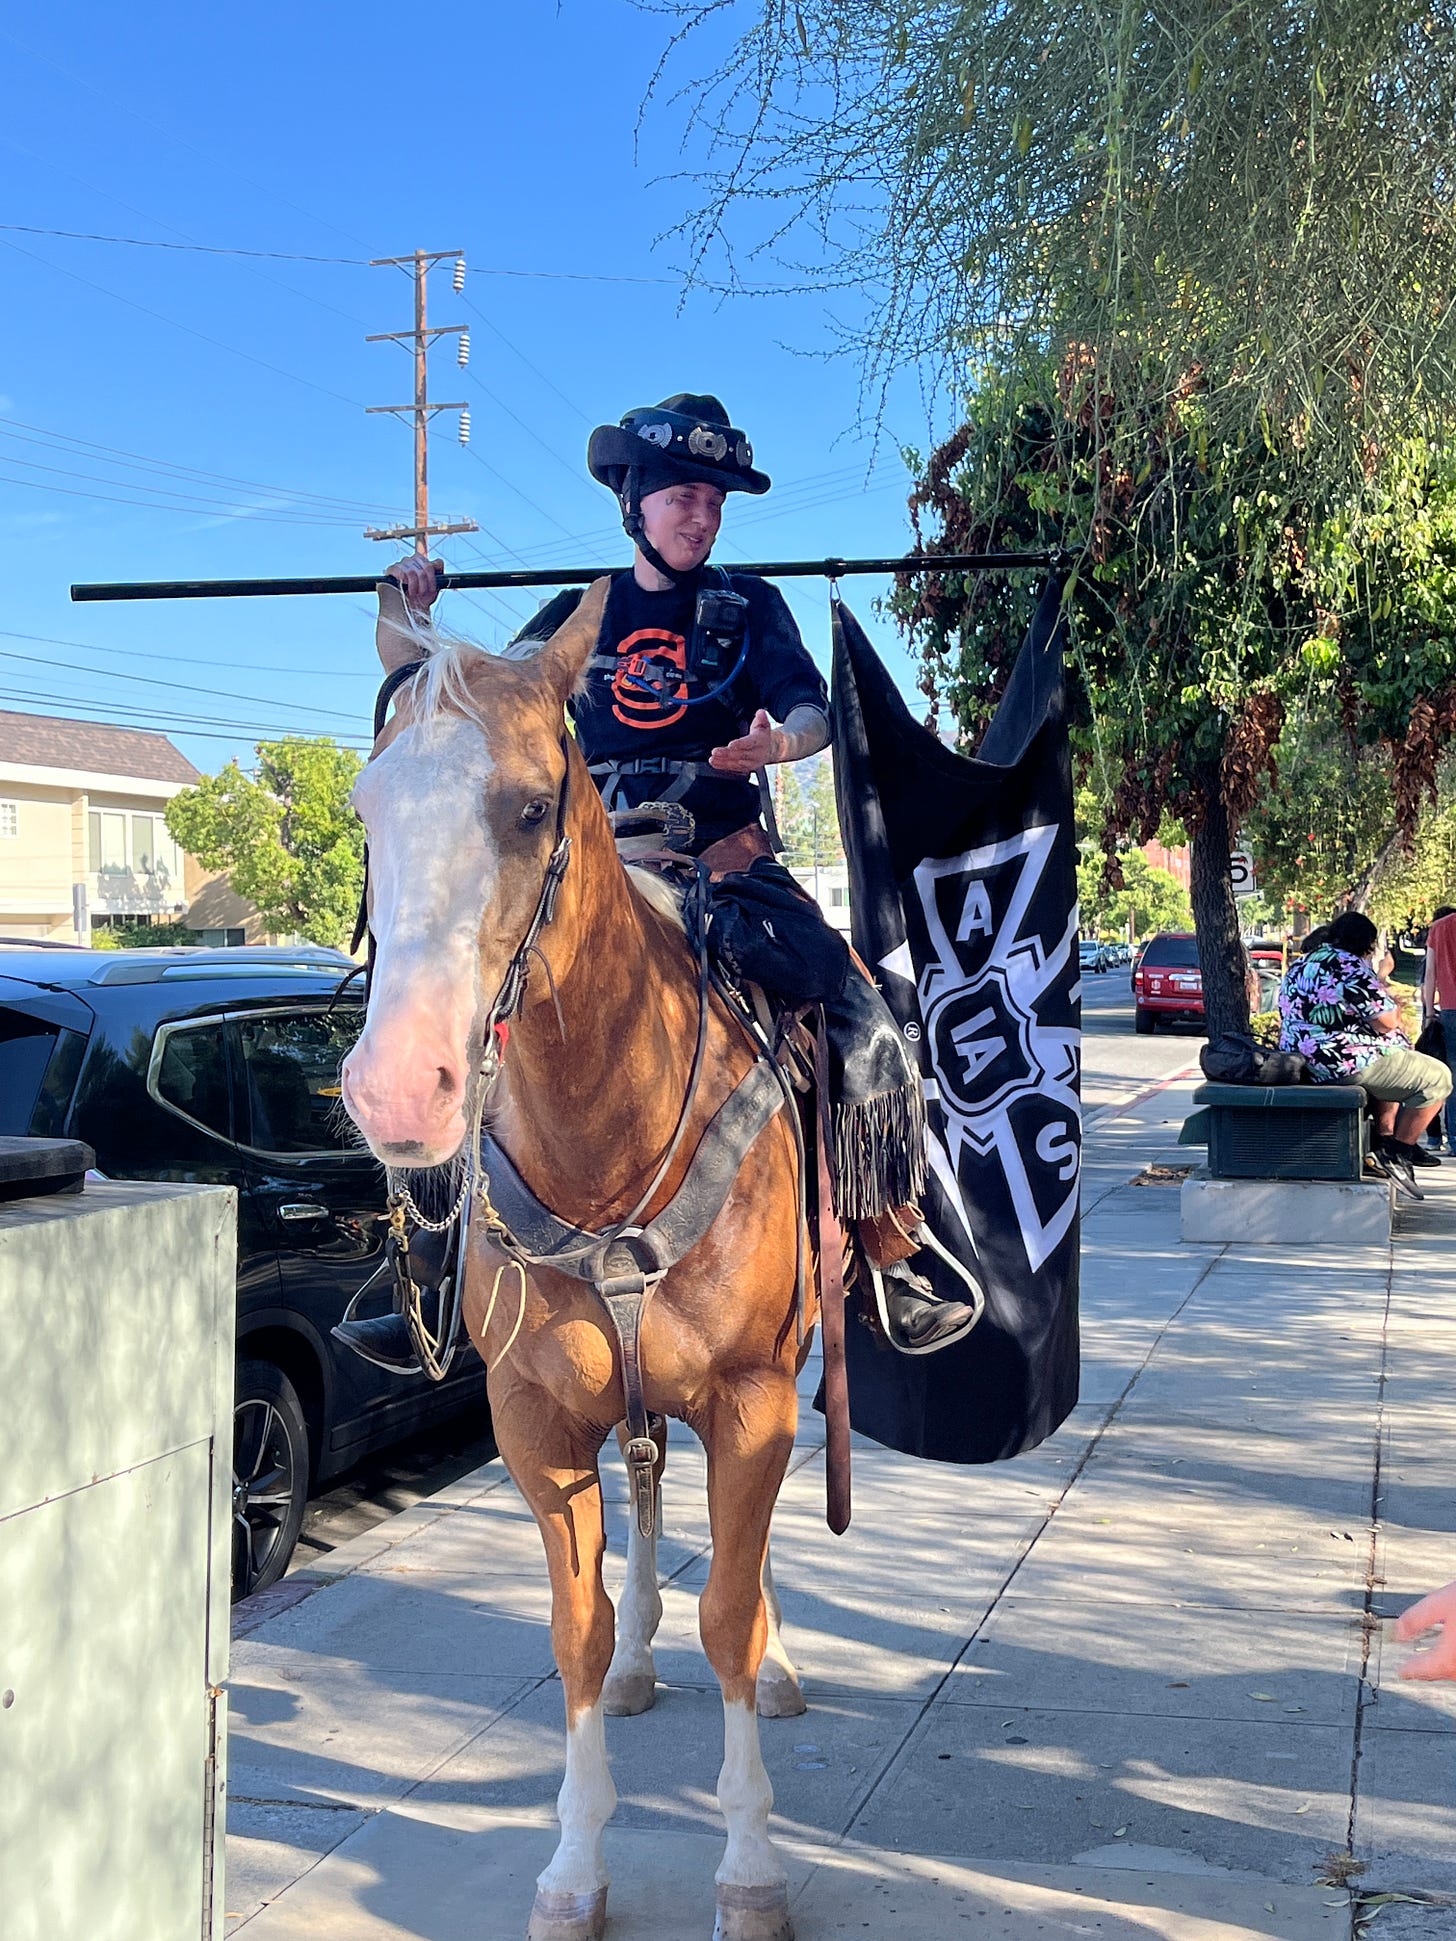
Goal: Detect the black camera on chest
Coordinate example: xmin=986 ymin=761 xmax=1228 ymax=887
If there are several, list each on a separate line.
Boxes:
xmin=692 ymin=583 xmax=750 ymax=688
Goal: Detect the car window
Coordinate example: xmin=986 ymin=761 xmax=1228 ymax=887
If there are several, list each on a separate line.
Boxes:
xmin=152 ymin=1023 xmax=233 ymax=1140
xmin=1140 ymin=936 xmax=1200 ymax=968
xmin=0 ymin=1009 xmax=60 ymax=1135
xmin=235 ymin=1010 xmax=364 ymax=1154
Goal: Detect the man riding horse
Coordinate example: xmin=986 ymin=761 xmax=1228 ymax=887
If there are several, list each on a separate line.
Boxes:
xmin=339 ymin=392 xmax=978 ymax=1366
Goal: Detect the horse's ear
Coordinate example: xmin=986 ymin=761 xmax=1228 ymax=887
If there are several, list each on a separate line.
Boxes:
xmin=537 ymin=576 xmax=611 ymax=703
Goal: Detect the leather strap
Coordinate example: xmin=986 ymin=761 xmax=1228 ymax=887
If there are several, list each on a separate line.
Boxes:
xmin=813 ymin=1015 xmax=852 ymax=1535
xmin=477 ymin=1059 xmax=785 ymax=1287
xmin=596 ymin=1277 xmax=657 ymax=1536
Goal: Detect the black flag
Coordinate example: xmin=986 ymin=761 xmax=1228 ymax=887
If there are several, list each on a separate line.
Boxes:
xmin=829 ymin=576 xmax=1080 ymax=1463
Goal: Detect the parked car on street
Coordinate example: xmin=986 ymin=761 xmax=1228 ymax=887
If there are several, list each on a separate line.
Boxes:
xmin=1132 ymin=931 xmax=1205 ymax=1032
xmin=0 ymin=942 xmax=486 ymax=1599
xmin=1078 ymin=939 xmax=1112 ymax=974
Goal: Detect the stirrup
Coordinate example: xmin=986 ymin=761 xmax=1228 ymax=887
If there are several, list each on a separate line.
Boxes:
xmin=868 ymin=1225 xmax=987 ymax=1357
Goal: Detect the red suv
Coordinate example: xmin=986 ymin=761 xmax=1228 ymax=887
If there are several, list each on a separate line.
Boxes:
xmin=1133 ymin=932 xmax=1204 ymax=1033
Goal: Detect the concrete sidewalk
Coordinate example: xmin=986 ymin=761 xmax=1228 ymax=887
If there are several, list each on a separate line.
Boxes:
xmin=225 ymin=1077 xmax=1456 ymax=1940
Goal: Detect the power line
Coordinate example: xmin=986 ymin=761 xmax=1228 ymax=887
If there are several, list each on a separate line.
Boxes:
xmin=0 ymin=627 xmax=375 ymax=681
xmin=0 ymin=416 xmax=404 ymax=516
xmin=0 ymin=450 xmax=366 ymax=525
xmin=0 ymin=222 xmax=362 ymax=262
xmin=0 ymin=643 xmax=363 ymax=721
xmin=0 ymin=231 xmax=366 ymax=411
xmin=0 ymin=222 xmax=678 ymax=283
xmin=0 ymin=688 xmax=370 ymax=742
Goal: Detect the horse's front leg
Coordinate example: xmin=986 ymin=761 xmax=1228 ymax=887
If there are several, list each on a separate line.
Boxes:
xmin=494 ymin=1388 xmax=616 ymax=1941
xmin=603 ymin=1416 xmax=668 ymax=1716
xmin=699 ymin=1378 xmax=798 ymax=1941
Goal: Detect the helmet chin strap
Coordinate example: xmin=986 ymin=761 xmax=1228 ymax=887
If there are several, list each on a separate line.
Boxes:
xmin=621 ymin=470 xmax=688 ymax=586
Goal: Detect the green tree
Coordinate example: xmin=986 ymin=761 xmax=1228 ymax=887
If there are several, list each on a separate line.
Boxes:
xmin=776 ymin=751 xmax=845 ymax=871
xmin=648 ymin=1 xmax=1456 ymax=1036
xmin=166 ymin=738 xmax=364 ymax=949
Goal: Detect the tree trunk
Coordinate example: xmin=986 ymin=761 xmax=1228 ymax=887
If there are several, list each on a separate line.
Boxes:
xmin=1348 ymin=826 xmax=1403 ymax=915
xmin=1189 ymin=767 xmax=1250 ymax=1039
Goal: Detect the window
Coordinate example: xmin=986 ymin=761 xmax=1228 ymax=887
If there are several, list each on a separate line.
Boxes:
xmin=87 ymin=809 xmax=182 ymax=878
xmin=0 ymin=801 xmax=17 ymax=839
xmin=151 ymin=1023 xmax=232 ymax=1139
xmin=1140 ymin=935 xmax=1200 ymax=968
xmin=829 ymin=886 xmax=849 ymax=909
xmin=0 ymin=1011 xmax=60 ymax=1134
xmin=235 ymin=1010 xmax=365 ymax=1154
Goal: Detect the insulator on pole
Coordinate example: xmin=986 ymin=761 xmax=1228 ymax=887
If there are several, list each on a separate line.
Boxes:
xmin=452 ymin=256 xmax=467 ymax=293
xmin=458 ymin=408 xmax=471 ymax=446
xmin=457 ymin=330 xmax=470 ymax=367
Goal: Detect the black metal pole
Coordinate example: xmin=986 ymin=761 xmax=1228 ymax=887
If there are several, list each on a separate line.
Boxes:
xmin=70 ymin=551 xmax=1056 ymax=603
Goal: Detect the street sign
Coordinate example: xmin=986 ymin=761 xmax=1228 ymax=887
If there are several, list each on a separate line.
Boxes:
xmin=1230 ymin=850 xmax=1257 ymax=898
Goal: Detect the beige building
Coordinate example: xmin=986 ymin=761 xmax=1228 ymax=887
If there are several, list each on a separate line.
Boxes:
xmin=0 ymin=709 xmax=262 ymax=945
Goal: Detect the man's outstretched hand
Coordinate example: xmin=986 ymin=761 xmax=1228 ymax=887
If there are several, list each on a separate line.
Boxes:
xmin=1393 ymin=1581 xmax=1456 ymax=1681
xmin=709 ymin=708 xmax=789 ymax=776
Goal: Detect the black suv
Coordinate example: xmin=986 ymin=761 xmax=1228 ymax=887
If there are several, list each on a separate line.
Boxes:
xmin=0 ymin=942 xmax=485 ymax=1597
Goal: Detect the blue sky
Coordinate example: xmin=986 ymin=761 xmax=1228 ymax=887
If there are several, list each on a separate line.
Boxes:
xmin=0 ymin=1 xmax=950 ymax=773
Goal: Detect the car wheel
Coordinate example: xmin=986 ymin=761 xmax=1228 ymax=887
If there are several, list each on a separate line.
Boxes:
xmin=233 ymin=1358 xmax=310 ymax=1602
xmin=1135 ymin=1006 xmax=1156 ymax=1035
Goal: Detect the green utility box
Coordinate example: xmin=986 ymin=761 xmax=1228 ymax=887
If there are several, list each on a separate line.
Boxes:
xmin=0 ymin=1179 xmax=236 ymax=1941
xmin=1192 ymin=1081 xmax=1367 ymax=1181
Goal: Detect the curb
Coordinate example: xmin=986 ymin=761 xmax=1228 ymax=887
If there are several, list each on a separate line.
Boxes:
xmin=231 ymin=1455 xmax=507 ymax=1640
xmin=1083 ymin=1058 xmax=1201 ymax=1130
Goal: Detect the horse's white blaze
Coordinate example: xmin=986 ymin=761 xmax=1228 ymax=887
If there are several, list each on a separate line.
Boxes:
xmin=716 ymin=1699 xmax=783 ymax=1889
xmin=538 ymin=1701 xmax=615 ymax=1896
xmin=343 ymin=716 xmax=496 ymax=1153
xmin=607 ymin=1486 xmax=662 ymax=1686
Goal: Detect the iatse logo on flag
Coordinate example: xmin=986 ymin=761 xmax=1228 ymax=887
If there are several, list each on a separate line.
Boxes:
xmin=904 ymin=823 xmax=1081 ymax=1274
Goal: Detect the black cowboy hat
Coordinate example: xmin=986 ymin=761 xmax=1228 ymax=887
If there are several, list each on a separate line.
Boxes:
xmin=587 ymin=393 xmax=771 ymax=498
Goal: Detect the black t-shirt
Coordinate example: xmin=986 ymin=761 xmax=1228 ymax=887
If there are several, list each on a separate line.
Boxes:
xmin=515 ymin=569 xmax=828 ymax=847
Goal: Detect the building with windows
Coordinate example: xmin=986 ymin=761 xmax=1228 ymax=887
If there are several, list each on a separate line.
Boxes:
xmin=0 ymin=709 xmax=260 ymax=944
xmin=788 ymin=861 xmax=853 ymax=934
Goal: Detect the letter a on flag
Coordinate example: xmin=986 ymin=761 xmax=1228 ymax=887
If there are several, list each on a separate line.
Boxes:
xmin=830 ymin=575 xmax=1080 ymax=1462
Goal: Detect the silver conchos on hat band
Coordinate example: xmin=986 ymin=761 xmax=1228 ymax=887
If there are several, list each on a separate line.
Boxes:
xmin=735 ymin=437 xmax=752 ymax=467
xmin=637 ymin=421 xmax=674 ymax=447
xmin=687 ymin=425 xmax=729 ymax=462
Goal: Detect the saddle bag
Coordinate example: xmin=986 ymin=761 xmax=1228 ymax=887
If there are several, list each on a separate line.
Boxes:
xmin=707 ymin=858 xmax=851 ymax=1008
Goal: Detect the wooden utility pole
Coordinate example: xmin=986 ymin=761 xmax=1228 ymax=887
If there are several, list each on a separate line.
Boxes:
xmin=365 ymin=248 xmax=477 ymax=554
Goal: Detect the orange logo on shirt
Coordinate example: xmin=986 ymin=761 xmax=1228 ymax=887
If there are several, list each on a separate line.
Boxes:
xmin=610 ymin=626 xmax=689 ymax=730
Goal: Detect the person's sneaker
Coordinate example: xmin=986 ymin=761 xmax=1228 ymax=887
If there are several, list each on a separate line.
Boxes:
xmin=1374 ymin=1140 xmax=1425 ymax=1199
xmin=1405 ymin=1141 xmax=1443 ymax=1168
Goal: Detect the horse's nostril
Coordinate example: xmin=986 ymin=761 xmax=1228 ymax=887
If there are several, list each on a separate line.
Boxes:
xmin=437 ymin=1067 xmax=458 ymax=1099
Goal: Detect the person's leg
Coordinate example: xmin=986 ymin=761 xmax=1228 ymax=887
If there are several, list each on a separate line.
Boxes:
xmin=1362 ymin=1049 xmax=1453 ymax=1163
xmin=1441 ymin=1013 xmax=1456 ymax=1149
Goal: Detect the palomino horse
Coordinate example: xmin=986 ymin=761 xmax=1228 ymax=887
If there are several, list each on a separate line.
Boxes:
xmin=341 ymin=581 xmax=810 ymax=1941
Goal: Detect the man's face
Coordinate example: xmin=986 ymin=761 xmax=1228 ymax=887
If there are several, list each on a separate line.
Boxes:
xmin=638 ymin=480 xmax=725 ymax=574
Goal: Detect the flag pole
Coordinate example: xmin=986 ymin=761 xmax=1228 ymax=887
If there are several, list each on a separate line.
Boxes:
xmin=70 ymin=551 xmax=1058 ymax=604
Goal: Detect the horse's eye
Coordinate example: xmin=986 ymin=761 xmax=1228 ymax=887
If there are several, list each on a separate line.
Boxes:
xmin=519 ymin=799 xmax=550 ymax=829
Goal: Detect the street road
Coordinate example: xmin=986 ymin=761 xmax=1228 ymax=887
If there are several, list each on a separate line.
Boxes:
xmin=278 ymin=966 xmax=1202 ymax=1581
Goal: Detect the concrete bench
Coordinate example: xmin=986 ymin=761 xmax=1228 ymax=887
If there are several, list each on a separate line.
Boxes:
xmin=1179 ymin=1082 xmax=1391 ymax=1244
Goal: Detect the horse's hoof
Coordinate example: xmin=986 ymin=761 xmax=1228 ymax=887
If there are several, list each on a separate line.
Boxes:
xmin=526 ymin=1885 xmax=607 ymax=1941
xmin=713 ymin=1881 xmax=793 ymax=1941
xmin=755 ymin=1667 xmax=807 ymax=1719
xmin=602 ymin=1669 xmax=657 ymax=1716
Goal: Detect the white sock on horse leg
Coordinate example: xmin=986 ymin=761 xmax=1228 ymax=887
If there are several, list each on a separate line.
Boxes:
xmin=605 ymin=1486 xmax=661 ymax=1692
xmin=715 ymin=1698 xmax=784 ymax=1890
xmin=538 ymin=1701 xmax=615 ymax=1896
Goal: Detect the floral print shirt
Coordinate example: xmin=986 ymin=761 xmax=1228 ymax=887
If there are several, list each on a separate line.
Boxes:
xmin=1277 ymin=944 xmax=1407 ymax=1081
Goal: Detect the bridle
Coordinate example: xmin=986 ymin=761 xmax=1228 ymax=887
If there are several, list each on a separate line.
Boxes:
xmin=340 ymin=655 xmax=721 ymax=1393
